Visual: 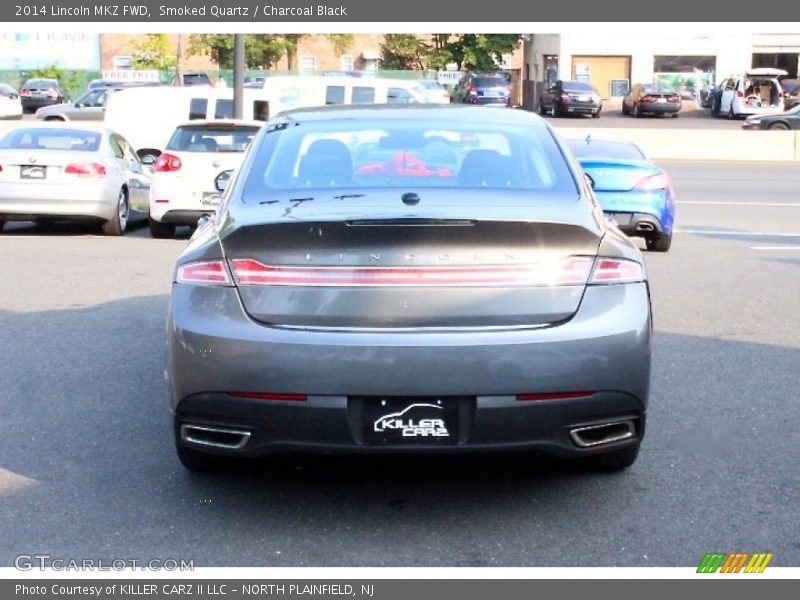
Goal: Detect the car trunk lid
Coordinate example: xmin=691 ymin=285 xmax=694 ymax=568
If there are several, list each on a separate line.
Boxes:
xmin=221 ymin=190 xmax=603 ymax=329
xmin=579 ymin=159 xmax=661 ymax=192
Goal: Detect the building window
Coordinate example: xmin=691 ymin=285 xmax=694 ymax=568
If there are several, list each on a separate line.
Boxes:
xmin=340 ymin=55 xmax=354 ymax=71
xmin=653 ymin=55 xmax=716 ymax=96
xmin=299 ymin=55 xmax=317 ymax=74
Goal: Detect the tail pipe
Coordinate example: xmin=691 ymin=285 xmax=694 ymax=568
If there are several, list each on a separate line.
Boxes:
xmin=569 ymin=420 xmax=636 ymax=448
xmin=636 ymin=221 xmax=657 ymax=232
xmin=180 ymin=424 xmax=251 ymax=450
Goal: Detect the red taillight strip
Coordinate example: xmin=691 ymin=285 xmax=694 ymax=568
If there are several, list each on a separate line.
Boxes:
xmin=230 ymin=258 xmax=595 ymax=288
xmin=589 ymin=258 xmax=644 ymax=284
xmin=176 ymin=261 xmax=232 ymax=285
xmin=517 ymin=391 xmax=595 ymax=401
xmin=228 ymin=392 xmax=307 ymax=401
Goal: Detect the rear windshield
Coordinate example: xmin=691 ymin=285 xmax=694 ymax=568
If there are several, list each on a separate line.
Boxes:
xmin=563 ymin=82 xmax=595 ymax=92
xmin=420 ymin=81 xmax=442 ymax=89
xmin=567 ymin=140 xmax=646 ymax=161
xmin=0 ymin=128 xmax=101 ymax=151
xmin=473 ymin=77 xmax=506 ymax=87
xmin=641 ymin=84 xmax=675 ymax=94
xmin=166 ymin=125 xmax=260 ymax=152
xmin=241 ymin=118 xmax=578 ymax=200
xmin=24 ymin=80 xmax=57 ymax=89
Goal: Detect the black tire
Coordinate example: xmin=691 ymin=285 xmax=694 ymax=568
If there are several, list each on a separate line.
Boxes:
xmin=671 ymin=112 xmax=679 ymax=118
xmin=44 ymin=116 xmax=65 ymax=121
xmin=0 ymin=220 xmax=5 ymax=232
xmin=633 ymin=103 xmax=642 ymax=118
xmin=579 ymin=444 xmax=640 ymax=472
xmin=768 ymin=122 xmax=790 ymax=130
xmin=592 ymin=109 xmax=601 ymax=118
xmin=552 ymin=102 xmax=561 ymax=118
xmin=538 ymin=99 xmax=546 ymax=115
xmin=148 ymin=217 xmax=176 ymax=239
xmin=622 ymin=102 xmax=629 ymax=115
xmin=646 ymin=233 xmax=672 ymax=252
xmin=100 ymin=189 xmax=129 ymax=236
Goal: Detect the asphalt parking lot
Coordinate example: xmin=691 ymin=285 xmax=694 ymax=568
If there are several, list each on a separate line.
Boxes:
xmin=1 ymin=160 xmax=799 ymax=567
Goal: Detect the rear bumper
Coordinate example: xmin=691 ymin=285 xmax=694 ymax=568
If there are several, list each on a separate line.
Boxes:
xmin=0 ymin=182 xmax=116 ymax=221
xmin=168 ymin=282 xmax=652 ymax=457
xmin=637 ymin=102 xmax=681 ymax=114
xmin=561 ymin=102 xmax=601 ymax=114
xmin=159 ymin=209 xmax=215 ymax=226
xmin=596 ymin=189 xmax=675 ymax=235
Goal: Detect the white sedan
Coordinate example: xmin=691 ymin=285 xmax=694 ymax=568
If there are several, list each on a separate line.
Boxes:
xmin=147 ymin=120 xmax=261 ymax=238
xmin=0 ymin=124 xmax=151 ymax=234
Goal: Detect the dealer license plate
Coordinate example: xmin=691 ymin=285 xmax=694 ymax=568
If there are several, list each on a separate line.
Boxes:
xmin=360 ymin=397 xmax=462 ymax=445
xmin=20 ymin=165 xmax=46 ymax=179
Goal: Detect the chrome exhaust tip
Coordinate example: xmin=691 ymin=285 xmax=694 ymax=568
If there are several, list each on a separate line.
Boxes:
xmin=180 ymin=424 xmax=251 ymax=450
xmin=569 ymin=420 xmax=636 ymax=448
xmin=636 ymin=222 xmax=656 ymax=232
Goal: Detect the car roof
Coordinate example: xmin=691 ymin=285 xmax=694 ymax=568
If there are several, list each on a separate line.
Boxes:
xmin=275 ymin=104 xmax=547 ymax=126
xmin=6 ymin=122 xmax=114 ymax=135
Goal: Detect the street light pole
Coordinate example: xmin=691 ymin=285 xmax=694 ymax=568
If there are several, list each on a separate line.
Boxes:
xmin=176 ymin=34 xmax=184 ymax=86
xmin=233 ymin=34 xmax=245 ymax=119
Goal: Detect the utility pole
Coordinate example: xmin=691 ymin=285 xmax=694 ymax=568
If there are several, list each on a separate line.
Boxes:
xmin=233 ymin=34 xmax=245 ymax=118
xmin=176 ymin=34 xmax=184 ymax=86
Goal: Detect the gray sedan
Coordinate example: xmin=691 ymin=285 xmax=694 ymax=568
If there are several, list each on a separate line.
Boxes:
xmin=167 ymin=105 xmax=652 ymax=473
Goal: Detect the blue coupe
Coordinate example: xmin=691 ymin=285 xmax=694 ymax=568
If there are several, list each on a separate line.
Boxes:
xmin=567 ymin=138 xmax=675 ymax=252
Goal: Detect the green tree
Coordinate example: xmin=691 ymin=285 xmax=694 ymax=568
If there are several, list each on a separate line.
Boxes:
xmin=380 ymin=34 xmax=431 ymax=70
xmin=188 ymin=34 xmax=284 ymax=69
xmin=131 ymin=34 xmax=177 ymax=71
xmin=445 ymin=34 xmax=522 ymax=71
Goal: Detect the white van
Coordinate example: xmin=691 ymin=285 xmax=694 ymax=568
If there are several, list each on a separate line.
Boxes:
xmin=718 ymin=68 xmax=788 ymax=118
xmin=104 ymin=87 xmax=277 ymax=160
xmin=104 ymin=77 xmax=429 ymax=159
xmin=256 ymin=75 xmax=429 ymax=109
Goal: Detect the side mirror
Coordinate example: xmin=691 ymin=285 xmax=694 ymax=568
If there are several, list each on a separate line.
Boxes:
xmin=214 ymin=169 xmax=233 ymax=192
xmin=584 ymin=173 xmax=595 ymax=190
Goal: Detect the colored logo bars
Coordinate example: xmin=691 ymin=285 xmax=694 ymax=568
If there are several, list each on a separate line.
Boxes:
xmin=697 ymin=552 xmax=773 ymax=573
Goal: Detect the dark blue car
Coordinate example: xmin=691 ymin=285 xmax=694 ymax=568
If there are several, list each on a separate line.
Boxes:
xmin=567 ymin=138 xmax=675 ymax=252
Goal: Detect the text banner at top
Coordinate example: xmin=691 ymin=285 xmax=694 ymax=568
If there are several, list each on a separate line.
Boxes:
xmin=5 ymin=1 xmax=800 ymax=22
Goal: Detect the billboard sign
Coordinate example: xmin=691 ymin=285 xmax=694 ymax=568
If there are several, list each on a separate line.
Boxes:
xmin=0 ymin=33 xmax=100 ymax=70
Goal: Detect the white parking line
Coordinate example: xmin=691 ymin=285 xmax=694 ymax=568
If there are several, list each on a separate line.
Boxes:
xmin=676 ymin=229 xmax=800 ymax=237
xmin=750 ymin=246 xmax=800 ymax=251
xmin=676 ymin=201 xmax=800 ymax=207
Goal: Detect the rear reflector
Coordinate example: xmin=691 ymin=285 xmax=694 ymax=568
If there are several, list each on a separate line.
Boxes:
xmin=230 ymin=257 xmax=596 ymax=287
xmin=589 ymin=258 xmax=644 ymax=284
xmin=176 ymin=260 xmax=231 ymax=285
xmin=155 ymin=199 xmax=169 ymax=204
xmin=517 ymin=391 xmax=595 ymax=401
xmin=64 ymin=162 xmax=106 ymax=177
xmin=228 ymin=392 xmax=307 ymax=401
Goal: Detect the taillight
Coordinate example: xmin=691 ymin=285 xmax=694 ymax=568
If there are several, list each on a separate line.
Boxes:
xmin=468 ymin=86 xmax=477 ymax=94
xmin=230 ymin=257 xmax=596 ymax=287
xmin=589 ymin=259 xmax=644 ymax=284
xmin=641 ymin=95 xmax=656 ymax=103
xmin=668 ymin=95 xmax=681 ymax=102
xmin=560 ymin=93 xmax=572 ymax=102
xmin=176 ymin=260 xmax=232 ymax=285
xmin=46 ymin=89 xmax=58 ymax=98
xmin=228 ymin=392 xmax=307 ymax=402
xmin=736 ymin=90 xmax=744 ymax=97
xmin=20 ymin=89 xmax=30 ymax=97
xmin=634 ymin=172 xmax=670 ymax=191
xmin=155 ymin=153 xmax=181 ymax=172
xmin=64 ymin=162 xmax=106 ymax=177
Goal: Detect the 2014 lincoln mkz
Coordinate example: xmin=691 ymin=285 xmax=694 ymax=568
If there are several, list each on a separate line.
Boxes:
xmin=167 ymin=105 xmax=652 ymax=473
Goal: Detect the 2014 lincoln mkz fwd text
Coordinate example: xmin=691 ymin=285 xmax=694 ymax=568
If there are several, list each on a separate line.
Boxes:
xmin=167 ymin=105 xmax=651 ymax=473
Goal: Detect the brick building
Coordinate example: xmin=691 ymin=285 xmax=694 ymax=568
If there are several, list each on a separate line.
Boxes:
xmin=99 ymin=34 xmax=522 ymax=73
